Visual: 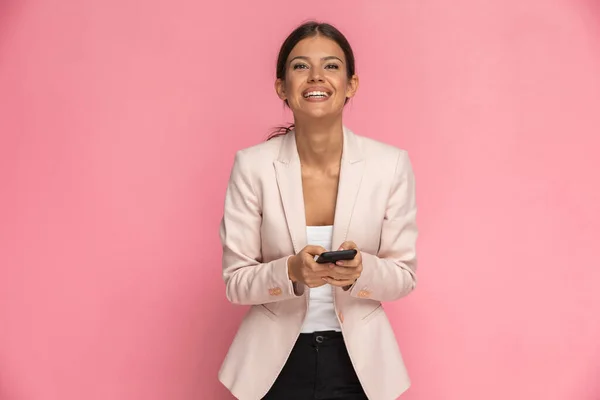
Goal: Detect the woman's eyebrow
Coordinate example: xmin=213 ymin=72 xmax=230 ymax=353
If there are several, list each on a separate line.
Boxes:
xmin=289 ymin=55 xmax=344 ymax=63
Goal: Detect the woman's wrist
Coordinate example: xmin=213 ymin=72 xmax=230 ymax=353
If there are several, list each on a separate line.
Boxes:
xmin=287 ymin=255 xmax=297 ymax=282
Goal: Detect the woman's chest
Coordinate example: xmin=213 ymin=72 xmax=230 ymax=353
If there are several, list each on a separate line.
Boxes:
xmin=301 ymin=172 xmax=339 ymax=226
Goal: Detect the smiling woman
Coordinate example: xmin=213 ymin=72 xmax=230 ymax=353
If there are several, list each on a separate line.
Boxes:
xmin=218 ymin=21 xmax=419 ymax=400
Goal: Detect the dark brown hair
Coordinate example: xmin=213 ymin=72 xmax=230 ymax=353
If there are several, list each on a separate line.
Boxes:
xmin=268 ymin=21 xmax=356 ymax=140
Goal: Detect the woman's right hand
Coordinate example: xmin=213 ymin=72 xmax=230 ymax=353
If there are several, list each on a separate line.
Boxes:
xmin=287 ymin=245 xmax=330 ymax=288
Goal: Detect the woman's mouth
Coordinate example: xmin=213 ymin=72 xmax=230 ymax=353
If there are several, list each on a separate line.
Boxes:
xmin=302 ymin=89 xmax=331 ymax=102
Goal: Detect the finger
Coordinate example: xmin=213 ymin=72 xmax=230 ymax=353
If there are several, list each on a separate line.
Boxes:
xmin=311 ymin=263 xmax=335 ymax=275
xmin=326 ymin=273 xmax=360 ymax=283
xmin=304 ymin=245 xmax=327 ymax=256
xmin=334 ymin=259 xmax=359 ymax=267
xmin=322 ymin=277 xmax=356 ymax=287
xmin=327 ymin=265 xmax=359 ymax=277
xmin=338 ymin=241 xmax=358 ymax=250
xmin=306 ymin=279 xmax=327 ymax=288
xmin=310 ymin=264 xmax=333 ymax=275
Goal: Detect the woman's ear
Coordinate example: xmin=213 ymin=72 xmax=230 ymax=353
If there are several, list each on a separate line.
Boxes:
xmin=275 ymin=79 xmax=286 ymax=101
xmin=346 ymin=74 xmax=359 ymax=99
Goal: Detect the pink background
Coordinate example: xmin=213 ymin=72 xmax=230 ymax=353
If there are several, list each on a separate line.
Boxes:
xmin=1 ymin=0 xmax=599 ymax=399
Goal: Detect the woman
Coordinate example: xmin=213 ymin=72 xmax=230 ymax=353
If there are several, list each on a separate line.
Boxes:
xmin=218 ymin=21 xmax=418 ymax=400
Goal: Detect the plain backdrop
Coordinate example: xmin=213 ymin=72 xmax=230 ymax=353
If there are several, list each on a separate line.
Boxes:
xmin=1 ymin=0 xmax=599 ymax=399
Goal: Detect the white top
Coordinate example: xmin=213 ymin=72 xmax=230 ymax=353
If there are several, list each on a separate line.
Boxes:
xmin=300 ymin=225 xmax=342 ymax=333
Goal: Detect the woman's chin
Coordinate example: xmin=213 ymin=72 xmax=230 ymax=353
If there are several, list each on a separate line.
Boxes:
xmin=298 ymin=108 xmax=340 ymax=120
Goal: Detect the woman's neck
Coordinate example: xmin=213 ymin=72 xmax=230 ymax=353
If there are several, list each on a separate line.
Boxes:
xmin=294 ymin=119 xmax=343 ymax=170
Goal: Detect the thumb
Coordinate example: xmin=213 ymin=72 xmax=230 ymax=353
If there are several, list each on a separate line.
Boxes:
xmin=338 ymin=241 xmax=357 ymax=251
xmin=304 ymin=245 xmax=327 ymax=256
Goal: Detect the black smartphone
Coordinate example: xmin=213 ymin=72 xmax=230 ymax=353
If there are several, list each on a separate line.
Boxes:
xmin=314 ymin=249 xmax=357 ymax=264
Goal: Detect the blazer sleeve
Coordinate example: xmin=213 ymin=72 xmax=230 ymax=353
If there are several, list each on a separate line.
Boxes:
xmin=349 ymin=150 xmax=418 ymax=303
xmin=219 ymin=151 xmax=301 ymax=305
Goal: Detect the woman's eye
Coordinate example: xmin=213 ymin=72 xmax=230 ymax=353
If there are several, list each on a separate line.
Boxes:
xmin=325 ymin=64 xmax=339 ymax=70
xmin=293 ymin=64 xmax=308 ymax=70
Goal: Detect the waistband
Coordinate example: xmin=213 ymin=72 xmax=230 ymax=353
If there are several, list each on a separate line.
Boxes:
xmin=297 ymin=330 xmax=343 ymax=345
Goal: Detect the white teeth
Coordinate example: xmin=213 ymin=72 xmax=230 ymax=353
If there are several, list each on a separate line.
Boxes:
xmin=304 ymin=91 xmax=329 ymax=98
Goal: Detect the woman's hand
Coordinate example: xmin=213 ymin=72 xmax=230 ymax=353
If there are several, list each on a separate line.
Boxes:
xmin=288 ymin=242 xmax=363 ymax=289
xmin=287 ymin=245 xmax=331 ymax=288
xmin=322 ymin=241 xmax=363 ymax=289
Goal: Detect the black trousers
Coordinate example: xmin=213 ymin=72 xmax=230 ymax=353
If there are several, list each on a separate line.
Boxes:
xmin=262 ymin=331 xmax=368 ymax=400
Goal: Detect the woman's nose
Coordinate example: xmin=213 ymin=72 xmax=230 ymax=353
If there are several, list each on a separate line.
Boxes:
xmin=308 ymin=70 xmax=325 ymax=82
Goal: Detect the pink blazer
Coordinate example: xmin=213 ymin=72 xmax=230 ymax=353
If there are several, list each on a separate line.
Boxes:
xmin=218 ymin=127 xmax=418 ymax=400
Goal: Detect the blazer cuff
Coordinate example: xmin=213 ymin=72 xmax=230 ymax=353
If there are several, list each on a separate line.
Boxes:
xmin=282 ymin=255 xmax=304 ymax=297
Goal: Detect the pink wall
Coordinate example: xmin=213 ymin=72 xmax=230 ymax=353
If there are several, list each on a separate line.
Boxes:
xmin=1 ymin=0 xmax=599 ymax=399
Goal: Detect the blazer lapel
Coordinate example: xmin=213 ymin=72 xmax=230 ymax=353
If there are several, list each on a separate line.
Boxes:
xmin=332 ymin=127 xmax=365 ymax=249
xmin=274 ymin=132 xmax=307 ymax=254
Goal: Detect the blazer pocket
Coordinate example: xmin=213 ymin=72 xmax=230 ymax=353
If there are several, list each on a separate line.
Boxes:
xmin=255 ymin=304 xmax=277 ymax=321
xmin=361 ymin=304 xmax=384 ymax=323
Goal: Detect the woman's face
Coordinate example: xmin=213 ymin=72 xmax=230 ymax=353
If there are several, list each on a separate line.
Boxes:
xmin=275 ymin=36 xmax=359 ymax=121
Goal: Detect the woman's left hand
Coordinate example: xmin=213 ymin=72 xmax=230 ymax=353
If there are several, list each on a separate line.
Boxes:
xmin=322 ymin=241 xmax=363 ymax=289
